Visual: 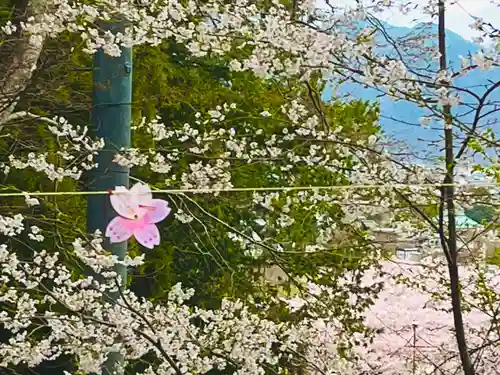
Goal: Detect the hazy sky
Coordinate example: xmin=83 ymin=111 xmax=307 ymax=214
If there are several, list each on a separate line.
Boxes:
xmin=316 ymin=0 xmax=499 ymax=41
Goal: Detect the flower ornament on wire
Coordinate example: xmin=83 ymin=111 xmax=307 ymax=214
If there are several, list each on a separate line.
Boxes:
xmin=105 ymin=183 xmax=171 ymax=249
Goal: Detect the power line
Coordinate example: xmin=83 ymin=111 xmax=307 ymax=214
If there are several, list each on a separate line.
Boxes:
xmin=3 ymin=182 xmax=498 ymax=198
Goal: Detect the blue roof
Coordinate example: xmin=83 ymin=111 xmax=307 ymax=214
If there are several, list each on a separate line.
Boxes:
xmin=433 ymin=208 xmax=481 ymax=229
xmin=455 ymin=214 xmax=480 ymax=229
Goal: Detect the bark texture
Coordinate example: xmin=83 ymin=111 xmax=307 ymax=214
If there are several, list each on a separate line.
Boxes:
xmin=0 ymin=0 xmax=48 ymax=125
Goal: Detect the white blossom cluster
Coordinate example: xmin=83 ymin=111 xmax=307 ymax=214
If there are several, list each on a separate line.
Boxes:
xmin=0 ymin=213 xmax=24 ymax=237
xmin=115 ymin=102 xmax=354 ymax=192
xmin=116 ymin=103 xmax=385 ymax=258
xmin=335 ymin=149 xmax=499 ymax=246
xmin=113 ymin=98 xmax=499 ymax=263
xmin=0 ymin=233 xmax=367 ymax=375
xmin=2 ymin=0 xmax=497 ymax=247
xmin=4 ymin=0 xmax=497 ymax=110
xmin=1 ymin=116 xmax=104 ymax=181
xmin=1 ymin=216 xmax=499 ymax=374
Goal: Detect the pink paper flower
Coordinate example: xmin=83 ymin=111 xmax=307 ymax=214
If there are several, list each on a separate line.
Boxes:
xmin=105 ymin=183 xmax=171 ymax=249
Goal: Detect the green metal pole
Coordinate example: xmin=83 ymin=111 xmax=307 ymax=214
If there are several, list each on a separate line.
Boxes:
xmin=87 ymin=22 xmax=132 ymax=375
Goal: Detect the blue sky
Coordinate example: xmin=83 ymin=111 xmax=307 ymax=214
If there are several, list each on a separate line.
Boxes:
xmin=316 ymin=0 xmax=499 ymax=41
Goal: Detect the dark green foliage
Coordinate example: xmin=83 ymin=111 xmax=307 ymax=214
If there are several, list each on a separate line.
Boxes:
xmin=465 ymin=204 xmax=497 ymax=224
xmin=126 ymin=40 xmax=380 ymax=308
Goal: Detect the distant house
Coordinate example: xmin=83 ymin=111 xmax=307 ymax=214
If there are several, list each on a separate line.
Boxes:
xmin=395 ymin=247 xmax=421 ymax=262
xmin=367 ymin=205 xmax=499 ymax=263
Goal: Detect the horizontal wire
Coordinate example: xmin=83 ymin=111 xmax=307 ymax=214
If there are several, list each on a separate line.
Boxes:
xmin=0 ymin=182 xmax=497 ymax=197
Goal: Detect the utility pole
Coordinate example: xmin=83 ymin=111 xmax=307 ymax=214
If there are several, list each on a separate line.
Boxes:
xmin=87 ymin=21 xmax=132 ymax=375
xmin=411 ymin=323 xmax=416 ymax=375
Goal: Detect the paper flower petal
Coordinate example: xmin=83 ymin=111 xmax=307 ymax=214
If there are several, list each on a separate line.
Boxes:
xmin=110 ymin=186 xmax=138 ymax=219
xmin=110 ymin=183 xmax=154 ymax=220
xmin=130 ymin=182 xmax=153 ymax=208
xmin=106 ymin=216 xmax=134 ymax=244
xmin=134 ymin=224 xmax=160 ymax=249
xmin=144 ymin=199 xmax=171 ymax=224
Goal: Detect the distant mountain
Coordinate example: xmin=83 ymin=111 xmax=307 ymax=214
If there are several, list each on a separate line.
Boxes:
xmin=322 ymin=22 xmax=500 ymax=157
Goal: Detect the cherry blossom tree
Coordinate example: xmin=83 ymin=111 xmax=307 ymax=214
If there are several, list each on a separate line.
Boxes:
xmin=0 ymin=0 xmax=499 ymax=374
xmin=360 ymin=260 xmax=500 ymax=374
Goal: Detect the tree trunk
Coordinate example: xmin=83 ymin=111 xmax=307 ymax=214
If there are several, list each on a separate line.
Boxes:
xmin=0 ymin=0 xmax=48 ymax=125
xmin=438 ymin=1 xmax=474 ymax=374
